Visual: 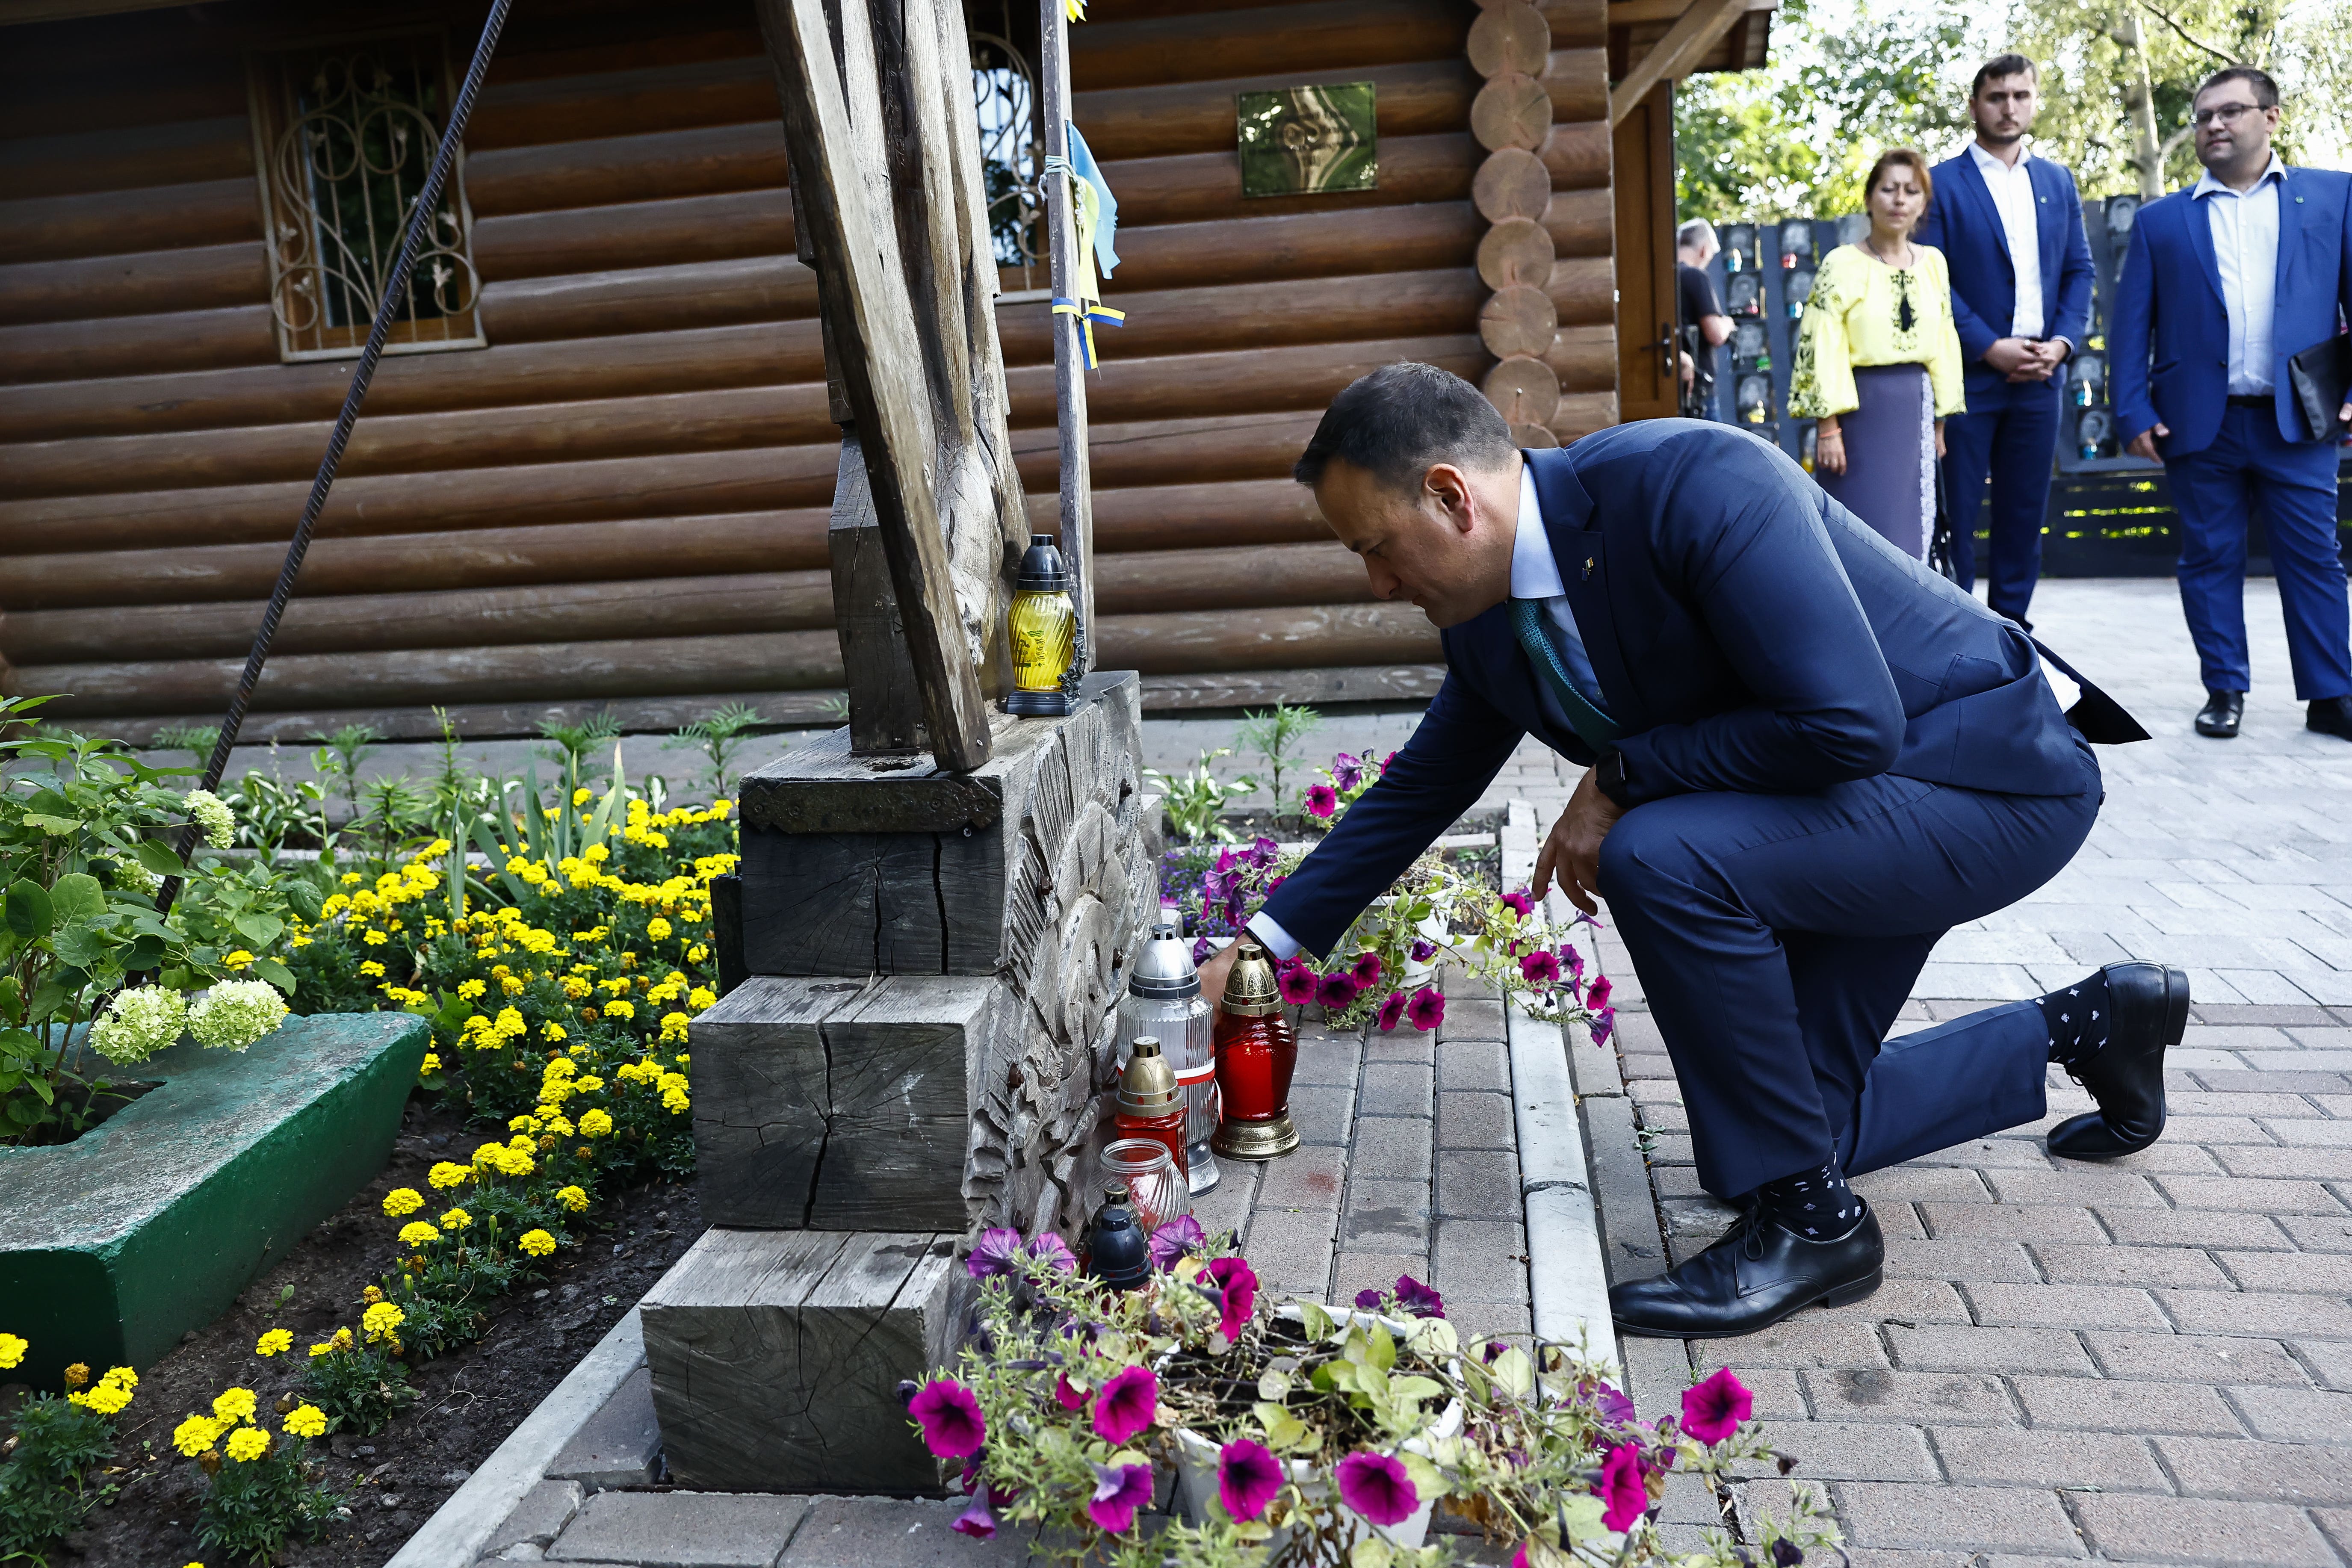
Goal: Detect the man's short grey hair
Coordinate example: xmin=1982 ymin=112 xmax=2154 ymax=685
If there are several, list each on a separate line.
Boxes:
xmin=1677 ymin=219 xmax=1719 ymax=253
xmin=1292 ymin=362 xmax=1516 ymax=491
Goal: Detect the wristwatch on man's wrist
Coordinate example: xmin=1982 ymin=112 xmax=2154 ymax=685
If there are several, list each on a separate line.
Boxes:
xmin=1594 ymin=750 xmax=1633 ymax=809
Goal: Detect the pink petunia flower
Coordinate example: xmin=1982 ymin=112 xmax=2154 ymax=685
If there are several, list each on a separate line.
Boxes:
xmin=1586 ymin=974 xmax=1613 ymax=1013
xmin=1086 ymin=1462 xmax=1155 ymax=1533
xmin=1407 ymin=987 xmax=1445 ymax=1031
xmin=1596 ymin=1443 xmax=1649 ymax=1532
xmin=1351 ymin=951 xmax=1383 ymax=989
xmin=1053 ymin=1371 xmax=1088 ymax=1411
xmin=1380 ymin=750 xmax=1398 ymax=774
xmin=1149 ymin=1213 xmax=1206 ymax=1269
xmin=909 ymin=1378 xmax=986 ymax=1457
xmin=1092 ymin=1365 xmax=1160 ymax=1446
xmin=1306 ymin=784 xmax=1339 ymax=819
xmin=1374 ymin=990 xmax=1407 ymax=1031
xmin=1315 ymin=971 xmax=1359 ymax=1010
xmin=965 ymin=1226 xmax=1023 ymax=1280
xmin=1217 ymin=1437 xmax=1285 ymax=1522
xmin=1680 ymin=1367 xmax=1752 ymax=1444
xmin=1335 ymin=1450 xmax=1419 ymax=1527
xmin=1025 ymin=1234 xmax=1078 ymax=1274
xmin=1277 ymin=965 xmax=1317 ymax=1005
xmin=1513 ymin=1546 xmax=1531 ymax=1568
xmin=1203 ymin=1256 xmax=1258 ymax=1339
xmin=1519 ymin=950 xmax=1561 ymax=985
xmin=1501 ymin=888 xmax=1536 ymax=918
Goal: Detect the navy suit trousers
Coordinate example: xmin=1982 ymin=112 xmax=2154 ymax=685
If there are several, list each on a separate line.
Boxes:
xmin=2164 ymin=404 xmax=2352 ymax=700
xmin=1941 ymin=376 xmax=2062 ymax=622
xmin=1596 ymin=752 xmax=2099 ymax=1199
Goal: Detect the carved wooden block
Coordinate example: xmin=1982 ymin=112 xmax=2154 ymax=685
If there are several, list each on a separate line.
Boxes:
xmin=641 ymin=1228 xmax=960 ymax=1494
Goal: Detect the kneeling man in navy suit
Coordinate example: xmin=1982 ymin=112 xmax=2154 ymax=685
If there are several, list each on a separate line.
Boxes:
xmin=1201 ymin=363 xmax=2187 ymax=1339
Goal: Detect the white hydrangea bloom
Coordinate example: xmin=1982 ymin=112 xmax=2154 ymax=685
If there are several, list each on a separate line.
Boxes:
xmin=89 ymin=987 xmax=189 ymax=1065
xmin=184 ymin=790 xmax=234 ymax=850
xmin=111 ymin=856 xmax=162 ymax=896
xmin=189 ymin=979 xmax=288 ymax=1052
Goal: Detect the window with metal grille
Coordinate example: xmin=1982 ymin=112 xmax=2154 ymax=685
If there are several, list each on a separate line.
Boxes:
xmin=247 ymin=32 xmax=485 ymax=362
xmin=968 ymin=3 xmax=1045 ymax=286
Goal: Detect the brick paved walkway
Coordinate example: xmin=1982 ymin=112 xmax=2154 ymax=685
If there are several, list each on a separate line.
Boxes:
xmin=1525 ymin=581 xmax=2352 ymax=1568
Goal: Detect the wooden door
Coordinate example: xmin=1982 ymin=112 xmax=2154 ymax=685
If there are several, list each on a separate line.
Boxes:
xmin=1611 ymin=79 xmax=1678 ymax=422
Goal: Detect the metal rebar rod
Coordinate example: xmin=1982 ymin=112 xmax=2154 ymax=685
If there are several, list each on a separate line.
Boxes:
xmin=154 ymin=0 xmax=514 ymax=918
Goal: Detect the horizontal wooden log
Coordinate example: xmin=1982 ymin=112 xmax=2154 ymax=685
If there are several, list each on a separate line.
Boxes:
xmin=1107 ymin=202 xmax=1480 ymax=295
xmin=1070 ymin=0 xmax=1466 ymax=91
xmin=1542 ymin=48 xmax=1610 ymax=123
xmin=466 ymin=56 xmax=781 ymax=152
xmin=1011 ymin=333 xmax=1488 ymax=430
xmin=1546 ymin=254 xmax=1617 ymax=326
xmin=99 ymin=688 xmax=851 ymax=748
xmin=0 ymin=115 xmax=250 ymax=201
xmin=0 ymin=449 xmax=828 ymax=556
xmin=1095 ymin=602 xmax=1439 ymax=674
xmin=2 ymin=573 xmax=835 ymax=663
xmin=1551 ymin=388 xmax=1616 ymax=441
xmin=0 ymin=322 xmax=822 ymax=443
xmin=0 ymin=50 xmax=242 ymax=143
xmin=1103 ymin=133 xmax=1478 ymax=229
xmin=483 ymin=15 xmax=766 ymax=86
xmin=1545 ymin=322 xmax=1619 ymax=393
xmin=465 ymin=120 xmax=790 ymax=219
xmin=1072 ymin=58 xmax=1477 ymax=163
xmin=471 ymin=187 xmax=793 ymax=282
xmin=1543 ymin=118 xmax=1611 ymax=191
xmin=1005 ymin=266 xmax=1490 ymax=368
xmin=0 ymin=241 xmax=266 ymax=327
xmin=0 ymin=384 xmax=833 ymax=501
xmin=1139 ymin=662 xmax=1446 ymax=710
xmin=0 ymin=177 xmax=259 ymax=267
xmin=1537 ymin=0 xmax=1610 ymax=48
xmin=0 ymin=512 xmax=833 ymax=614
xmin=1542 ymin=186 xmax=1614 ymax=258
xmin=0 ymin=302 xmax=276 ymax=386
xmin=480 ymin=256 xmax=818 ymax=344
xmin=1071 ymin=478 xmax=1329 ymax=552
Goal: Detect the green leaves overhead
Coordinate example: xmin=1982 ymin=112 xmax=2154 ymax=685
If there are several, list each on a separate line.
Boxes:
xmin=4 ymin=880 xmax=54 ymax=941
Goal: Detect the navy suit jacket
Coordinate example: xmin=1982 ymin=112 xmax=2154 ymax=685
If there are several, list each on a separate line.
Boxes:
xmin=2110 ymin=165 xmax=2352 ymax=456
xmin=1259 ymin=421 xmax=2098 ymax=957
xmin=1915 ymin=151 xmax=2094 ymax=395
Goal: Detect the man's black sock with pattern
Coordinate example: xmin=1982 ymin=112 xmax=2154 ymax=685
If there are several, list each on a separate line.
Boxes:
xmin=1755 ymin=1159 xmax=1862 ymax=1239
xmin=2039 ymin=970 xmax=2113 ymax=1068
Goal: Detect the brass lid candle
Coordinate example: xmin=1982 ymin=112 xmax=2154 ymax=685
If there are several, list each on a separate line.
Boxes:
xmin=1211 ymin=939 xmax=1300 ymax=1160
xmin=1112 ymin=1036 xmax=1188 ymax=1175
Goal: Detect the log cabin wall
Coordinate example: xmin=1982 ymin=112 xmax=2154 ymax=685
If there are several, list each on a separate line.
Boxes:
xmin=0 ymin=0 xmax=1614 ymax=742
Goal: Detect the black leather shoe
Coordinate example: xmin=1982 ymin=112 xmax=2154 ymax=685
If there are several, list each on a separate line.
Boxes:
xmin=2195 ymin=690 xmax=2244 ymax=738
xmin=1611 ymin=1202 xmax=1883 ymax=1339
xmin=2046 ymin=962 xmax=2190 ymax=1160
xmin=2308 ymin=697 xmax=2352 ymax=740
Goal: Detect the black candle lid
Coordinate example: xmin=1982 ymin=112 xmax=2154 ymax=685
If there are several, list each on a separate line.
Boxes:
xmin=1016 ymin=534 xmax=1070 ymax=593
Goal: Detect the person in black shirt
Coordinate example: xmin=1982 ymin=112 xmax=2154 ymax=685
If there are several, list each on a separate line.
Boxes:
xmin=1676 ymin=219 xmax=1733 ymax=419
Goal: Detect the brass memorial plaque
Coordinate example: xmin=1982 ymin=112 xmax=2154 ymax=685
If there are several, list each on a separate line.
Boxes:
xmin=1235 ymin=82 xmax=1377 ymax=198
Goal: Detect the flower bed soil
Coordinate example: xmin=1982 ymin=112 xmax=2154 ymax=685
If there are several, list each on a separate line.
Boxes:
xmin=53 ymin=1089 xmax=700 ymax=1568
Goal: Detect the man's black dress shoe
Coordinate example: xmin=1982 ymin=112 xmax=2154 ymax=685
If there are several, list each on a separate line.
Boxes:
xmin=1611 ymin=1202 xmax=1883 ymax=1339
xmin=2047 ymin=961 xmax=2190 ymax=1160
xmin=2195 ymin=690 xmax=2244 ymax=738
xmin=2309 ymin=697 xmax=2352 ymax=740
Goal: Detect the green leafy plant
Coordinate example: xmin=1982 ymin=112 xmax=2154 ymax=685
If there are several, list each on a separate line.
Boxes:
xmin=309 ymin=723 xmax=383 ymax=845
xmin=151 ymin=723 xmax=222 ymax=771
xmin=0 ymin=1342 xmax=136 ymax=1562
xmin=536 ymin=710 xmax=623 ymax=794
xmin=1145 ymin=749 xmax=1261 ymax=844
xmin=169 ymin=1380 xmax=341 ymax=1565
xmin=296 ymin=1330 xmax=417 ymax=1435
xmin=1235 ymin=701 xmax=1322 ymax=823
xmin=665 ymin=702 xmax=767 ymax=800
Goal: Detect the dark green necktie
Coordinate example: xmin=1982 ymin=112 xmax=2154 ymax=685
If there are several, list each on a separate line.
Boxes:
xmin=1510 ymin=597 xmax=1620 ymax=753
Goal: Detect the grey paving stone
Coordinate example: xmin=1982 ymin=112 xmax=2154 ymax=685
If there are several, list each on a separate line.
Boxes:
xmin=2156 ymin=1288 xmax=2352 ymax=1339
xmin=2222 ymin=1384 xmax=2352 ymax=1444
xmin=2081 ymin=1331 xmax=2314 ymax=1385
xmin=1800 ymin=1369 xmax=2018 ymax=1426
xmin=1436 ymin=1037 xmax=1509 ymax=1093
xmin=1880 ymin=1238 xmax=2044 ymax=1283
xmin=1436 ymin=998 xmax=1506 ymax=1042
xmin=1444 ymin=1298 xmax=1533 ymax=1340
xmin=1690 ymin=1318 xmax=1888 ymax=1371
xmin=1329 ymin=1250 xmax=1432 ymax=1312
xmin=1288 ymin=1034 xmax=1362 ymax=1087
xmin=1188 ymin=1159 xmax=1258 ymax=1243
xmin=2010 ymin=1375 xmax=2246 ymax=1435
xmin=2096 ymin=1207 xmax=2296 ymax=1249
xmin=2213 ymin=1248 xmax=2352 ymax=1293
xmin=547 ymin=1367 xmax=661 ymax=1488
xmin=2154 ymin=1173 xmax=2352 ymax=1213
xmin=1929 ymin=1426 xmax=2170 ymax=1491
xmin=2269 ymin=1117 xmax=2352 ymax=1145
xmin=2274 ymin=1213 xmax=2352 ymax=1251
xmin=1341 ymin=1177 xmax=1431 ymax=1249
xmin=1430 ymin=1219 xmax=1528 ymax=1305
xmin=2210 ymin=1143 xmax=2352 ymax=1181
xmin=2153 ymin=1435 xmax=2352 ymax=1503
xmin=2071 ymin=1492 xmax=2340 ymax=1567
xmin=777 ymin=1496 xmax=1034 ymax=1568
xmin=1748 ymin=1420 xmax=1938 ymax=1482
xmin=550 ymin=1491 xmax=809 ymax=1567
xmin=1348 ymin=1113 xmax=1434 ymax=1185
xmin=1832 ymin=1481 xmax=2084 ymax=1555
xmin=1242 ymin=1205 xmax=1336 ymax=1299
xmin=1356 ymin=1062 xmax=1432 ymax=1119
xmin=487 ymin=1480 xmax=585 ymax=1555
xmin=1434 ymin=1148 xmax=1520 ymax=1220
xmin=2030 ymin=1243 xmax=2231 ymax=1289
xmin=1885 ymin=1323 xmax=2098 ymax=1376
xmin=1363 ymin=1032 xmax=1435 ymax=1066
xmin=1916 ymin=1202 xmax=2106 ymax=1242
xmin=1960 ymin=1282 xmax=2170 ymax=1329
xmin=1435 ymin=1089 xmax=1515 ymax=1150
xmin=1855 ymin=1276 xmax=1972 ymax=1324
xmin=1253 ymin=1145 xmax=1348 ymax=1214
xmin=1286 ymin=1083 xmax=1354 ymax=1145
xmin=1980 ymin=1168 xmax=2166 ymax=1207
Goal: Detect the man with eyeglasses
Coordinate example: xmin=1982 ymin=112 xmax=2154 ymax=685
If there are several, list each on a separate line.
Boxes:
xmin=2111 ymin=66 xmax=2352 ymax=743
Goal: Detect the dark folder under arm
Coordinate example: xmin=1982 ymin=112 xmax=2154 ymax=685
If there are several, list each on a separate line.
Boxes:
xmin=2289 ymin=331 xmax=2352 ymax=442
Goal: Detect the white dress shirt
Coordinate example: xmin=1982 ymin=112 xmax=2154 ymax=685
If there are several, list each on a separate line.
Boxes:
xmin=1968 ymin=141 xmax=2045 ymax=340
xmin=2194 ymin=153 xmax=2284 ymax=395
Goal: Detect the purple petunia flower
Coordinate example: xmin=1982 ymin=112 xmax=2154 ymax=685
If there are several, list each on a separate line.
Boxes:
xmin=1591 ymin=1005 xmax=1616 ymax=1048
xmin=1306 ymin=784 xmax=1339 ymax=820
xmin=952 ymin=1496 xmax=997 ymax=1538
xmin=1772 ymin=1541 xmax=1805 ymax=1567
xmin=1092 ymin=1365 xmax=1159 ymax=1446
xmin=1248 ymin=836 xmax=1279 ymax=869
xmin=1330 ymin=752 xmax=1364 ymax=791
xmin=966 ymin=1227 xmax=1024 ymax=1281
xmin=1394 ymin=1274 xmax=1445 ymax=1319
xmin=1374 ymin=989 xmax=1407 ymax=1032
xmin=1380 ymin=750 xmax=1398 ymax=774
xmin=1203 ymin=1256 xmax=1257 ymax=1339
xmin=1192 ymin=936 xmax=1214 ymax=964
xmin=1519 ymin=950 xmax=1561 ymax=985
xmin=1335 ymin=1451 xmax=1420 ymax=1527
xmin=909 ymin=1379 xmax=986 ymax=1457
xmin=1277 ymin=966 xmax=1317 ymax=1006
xmin=1564 ymin=945 xmax=1586 ymax=983
xmin=1087 ymin=1462 xmax=1155 ymax=1533
xmin=1217 ymin=1437 xmax=1285 ymax=1521
xmin=1316 ymin=970 xmax=1360 ymax=1010
xmin=1149 ymin=1214 xmax=1206 ymax=1269
xmin=1596 ymin=1443 xmax=1649 ymax=1532
xmin=1354 ymin=1286 xmax=1385 ymax=1310
xmin=1501 ymin=888 xmax=1536 ymax=918
xmin=1025 ymin=1234 xmax=1078 ymax=1274
xmin=1407 ymin=987 xmax=1445 ymax=1032
xmin=1351 ymin=951 xmax=1382 ymax=988
xmin=1680 ymin=1367 xmax=1752 ymax=1444
xmin=1053 ymin=1371 xmax=1088 ymax=1410
xmin=1587 ymin=974 xmax=1613 ymax=1013
xmin=1590 ymin=1380 xmax=1637 ymax=1426
xmin=1409 ymin=937 xmax=1438 ymax=963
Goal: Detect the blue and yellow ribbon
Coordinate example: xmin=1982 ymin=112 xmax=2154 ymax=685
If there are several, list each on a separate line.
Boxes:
xmin=1052 ymin=298 xmax=1124 ymax=369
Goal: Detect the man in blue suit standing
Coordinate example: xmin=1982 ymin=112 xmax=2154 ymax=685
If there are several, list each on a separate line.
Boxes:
xmin=1200 ymin=363 xmax=2184 ymax=1339
xmin=1919 ymin=54 xmax=2095 ymax=630
xmin=2110 ymin=66 xmax=2352 ymax=741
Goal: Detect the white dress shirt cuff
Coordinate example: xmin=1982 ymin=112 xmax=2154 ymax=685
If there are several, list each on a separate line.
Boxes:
xmin=1244 ymin=911 xmax=1304 ymax=961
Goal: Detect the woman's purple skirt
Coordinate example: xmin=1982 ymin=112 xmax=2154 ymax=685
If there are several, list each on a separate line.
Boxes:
xmin=1817 ymin=362 xmax=1934 ymax=559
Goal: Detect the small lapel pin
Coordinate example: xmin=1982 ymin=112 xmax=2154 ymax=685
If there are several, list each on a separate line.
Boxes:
xmin=1583 ymin=557 xmax=1595 ymax=579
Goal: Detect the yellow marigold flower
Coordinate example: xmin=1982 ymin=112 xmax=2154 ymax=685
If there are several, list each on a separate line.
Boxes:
xmin=420 ymin=1052 xmax=441 ymax=1073
xmin=510 ymin=1113 xmax=543 ymax=1132
xmin=224 ymin=950 xmax=256 ymax=970
xmin=173 ymin=1414 xmax=224 ymax=1456
xmin=579 ymin=1109 xmax=614 ymax=1138
xmin=62 ymin=1361 xmax=89 ymax=1387
xmin=646 ymin=917 xmax=673 ymax=941
xmin=224 ymin=1426 xmax=271 ymax=1463
xmin=340 ymin=871 xmax=363 ymax=886
xmin=362 ymin=1301 xmax=406 ymax=1344
xmin=501 ymin=973 xmax=525 ymax=996
xmin=555 ymin=1184 xmax=589 ymax=1212
xmin=604 ymin=999 xmax=635 ymax=1021
xmin=686 ymin=943 xmax=709 ymax=963
xmin=544 ymin=1021 xmax=570 ymax=1041
xmin=71 ymin=1381 xmax=133 ymax=1415
xmin=399 ymin=1221 xmax=440 ymax=1248
xmin=283 ymin=1404 xmax=328 ymax=1439
xmin=687 ymin=987 xmax=717 ymax=1012
xmin=307 ymin=1342 xmax=333 ymax=1358
xmin=573 ymin=787 xmax=593 ymax=806
xmin=362 ymin=1285 xmax=384 ymax=1304
xmin=211 ymin=1387 xmax=257 ymax=1424
xmin=358 ymin=960 xmax=387 ymax=978
xmin=437 ymin=1208 xmax=472 ymax=1232
xmin=574 ymin=1075 xmax=603 ymax=1095
xmin=457 ymin=978 xmax=487 ymax=1000
xmin=544 ymin=1056 xmax=578 ymax=1080
xmin=254 ymin=1329 xmax=293 ymax=1358
xmin=518 ymin=1229 xmax=557 ymax=1258
xmin=383 ymin=1187 xmax=425 ymax=1217
xmin=662 ymin=1086 xmax=691 ymax=1114
xmin=545 ymin=1114 xmax=575 ymax=1137
xmin=660 ymin=1013 xmax=691 ymax=1042
xmin=509 ymin=1133 xmax=535 ymax=1152
xmin=428 ymin=1161 xmax=472 ymax=1190
xmin=363 ymin=930 xmax=388 ymax=947
xmin=103 ymin=1365 xmax=136 ymax=1391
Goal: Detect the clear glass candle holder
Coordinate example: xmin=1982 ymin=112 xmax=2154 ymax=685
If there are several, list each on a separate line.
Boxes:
xmin=1099 ymin=1138 xmax=1192 ymax=1234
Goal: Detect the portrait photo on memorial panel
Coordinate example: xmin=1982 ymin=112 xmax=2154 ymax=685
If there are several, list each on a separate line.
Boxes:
xmin=2070 ymin=351 xmax=2104 ymax=406
xmin=1735 ymin=372 xmax=1774 ymax=423
xmin=2076 ymin=407 xmax=2113 ymax=460
xmin=2104 ymin=194 xmax=2139 ymax=236
xmin=1720 ymin=223 xmax=1761 ymax=272
xmin=1836 ymin=212 xmax=1871 ymax=248
xmin=1726 ymin=272 xmax=1764 ymax=316
xmin=1786 ymin=267 xmax=1815 ymax=317
xmin=1731 ymin=317 xmax=1769 ymax=362
xmin=1779 ymin=220 xmax=1815 ymax=263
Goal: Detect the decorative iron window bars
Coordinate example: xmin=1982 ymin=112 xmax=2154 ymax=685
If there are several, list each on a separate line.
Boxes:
xmin=247 ymin=32 xmax=485 ymax=362
xmin=969 ymin=4 xmax=1047 ymax=286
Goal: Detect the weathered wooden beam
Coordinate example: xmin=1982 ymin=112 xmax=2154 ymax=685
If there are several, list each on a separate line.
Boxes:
xmin=825 ymin=431 xmax=928 ymax=755
xmin=755 ymin=0 xmax=994 ymax=772
xmin=1039 ymin=0 xmax=1095 ymax=678
xmin=1609 ymin=0 xmax=1746 ymax=124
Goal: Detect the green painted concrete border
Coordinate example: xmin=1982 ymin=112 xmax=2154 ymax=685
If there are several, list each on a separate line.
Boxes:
xmin=0 ymin=1012 xmax=428 ymax=1389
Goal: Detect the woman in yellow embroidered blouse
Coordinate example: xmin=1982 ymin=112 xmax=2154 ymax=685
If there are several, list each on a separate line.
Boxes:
xmin=1791 ymin=148 xmax=1966 ymax=560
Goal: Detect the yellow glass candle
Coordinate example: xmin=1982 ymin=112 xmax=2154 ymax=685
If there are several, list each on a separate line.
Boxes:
xmin=1007 ymin=534 xmax=1076 ymax=716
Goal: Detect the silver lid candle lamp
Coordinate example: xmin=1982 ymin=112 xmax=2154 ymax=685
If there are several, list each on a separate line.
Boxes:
xmin=1117 ymin=921 xmax=1219 ymax=1193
